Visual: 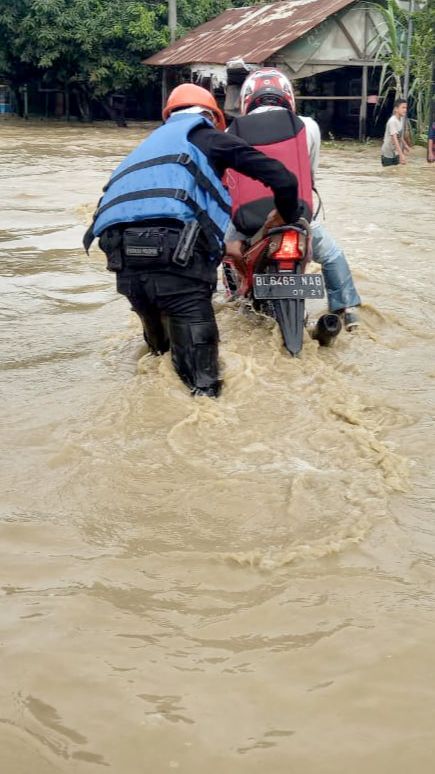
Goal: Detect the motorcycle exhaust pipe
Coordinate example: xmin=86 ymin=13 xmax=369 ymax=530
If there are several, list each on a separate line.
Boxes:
xmin=309 ymin=313 xmax=342 ymax=347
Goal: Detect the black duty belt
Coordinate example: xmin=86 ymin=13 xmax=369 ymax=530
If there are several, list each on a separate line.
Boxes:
xmin=122 ymin=226 xmax=181 ymax=267
xmin=97 ymin=188 xmax=223 ymax=258
xmin=122 ymin=222 xmax=206 ymax=272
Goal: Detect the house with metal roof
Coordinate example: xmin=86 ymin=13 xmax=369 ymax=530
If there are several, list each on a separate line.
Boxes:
xmin=144 ymin=0 xmax=393 ymax=140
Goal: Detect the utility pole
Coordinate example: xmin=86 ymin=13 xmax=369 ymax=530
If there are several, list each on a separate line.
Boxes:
xmin=403 ymin=0 xmax=415 ymax=98
xmin=168 ymin=0 xmax=177 ymax=43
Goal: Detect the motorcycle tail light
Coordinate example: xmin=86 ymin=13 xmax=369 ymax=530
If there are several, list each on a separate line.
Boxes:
xmin=270 ymin=230 xmax=303 ymax=260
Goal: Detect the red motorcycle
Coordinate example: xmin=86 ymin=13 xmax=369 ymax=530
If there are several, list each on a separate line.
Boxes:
xmin=223 ymin=221 xmax=341 ymax=356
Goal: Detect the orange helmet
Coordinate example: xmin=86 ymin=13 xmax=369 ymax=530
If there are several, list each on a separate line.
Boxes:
xmin=163 ymin=83 xmax=226 ymax=130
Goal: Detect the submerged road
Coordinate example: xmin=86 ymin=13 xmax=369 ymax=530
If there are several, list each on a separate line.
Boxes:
xmin=0 ymin=121 xmax=434 ymax=773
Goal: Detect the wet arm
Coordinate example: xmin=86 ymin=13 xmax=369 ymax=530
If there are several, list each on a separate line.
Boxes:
xmin=391 ymin=132 xmax=406 ymax=162
xmin=300 ymin=116 xmax=321 ymax=180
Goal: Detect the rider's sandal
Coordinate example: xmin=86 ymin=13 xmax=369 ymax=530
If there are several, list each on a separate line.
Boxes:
xmin=340 ymin=307 xmax=360 ymax=332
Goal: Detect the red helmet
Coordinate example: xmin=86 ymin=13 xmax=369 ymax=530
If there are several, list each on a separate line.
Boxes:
xmin=240 ymin=67 xmax=295 ymax=115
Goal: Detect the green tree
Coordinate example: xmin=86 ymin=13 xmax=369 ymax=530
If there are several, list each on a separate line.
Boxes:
xmin=371 ymin=0 xmax=434 ymax=135
xmin=0 ymin=1 xmax=35 ymax=87
xmin=0 ymin=0 xmax=258 ymax=119
xmin=372 ymin=0 xmax=408 ymax=99
xmin=176 ymin=0 xmax=231 ymax=33
xmin=410 ymin=1 xmax=435 ymax=136
xmin=0 ymin=0 xmax=169 ymax=119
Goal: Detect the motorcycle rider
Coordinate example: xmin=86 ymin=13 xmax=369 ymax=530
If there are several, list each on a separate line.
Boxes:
xmin=84 ymin=83 xmax=300 ymax=397
xmin=225 ymin=68 xmax=361 ymax=331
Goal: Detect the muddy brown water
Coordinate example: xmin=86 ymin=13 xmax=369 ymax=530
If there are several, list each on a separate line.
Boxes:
xmin=1 ymin=121 xmax=434 ymax=773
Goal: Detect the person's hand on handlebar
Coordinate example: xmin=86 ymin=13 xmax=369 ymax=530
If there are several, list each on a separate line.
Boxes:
xmin=264 ymin=209 xmax=310 ymax=233
xmin=264 ymin=209 xmax=285 ymax=231
xmin=224 ymin=239 xmax=247 ymax=277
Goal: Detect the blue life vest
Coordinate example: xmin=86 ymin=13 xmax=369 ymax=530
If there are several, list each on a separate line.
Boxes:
xmin=91 ymin=113 xmax=232 ymax=258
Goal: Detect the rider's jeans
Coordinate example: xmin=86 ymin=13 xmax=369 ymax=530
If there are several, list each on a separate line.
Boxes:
xmin=311 ymin=222 xmax=361 ymax=312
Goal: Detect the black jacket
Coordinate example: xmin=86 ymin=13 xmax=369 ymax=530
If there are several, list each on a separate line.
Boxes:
xmin=189 ymin=123 xmax=300 ymax=225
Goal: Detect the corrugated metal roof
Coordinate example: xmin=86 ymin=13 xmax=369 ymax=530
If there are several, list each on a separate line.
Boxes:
xmin=144 ymin=0 xmax=356 ymax=66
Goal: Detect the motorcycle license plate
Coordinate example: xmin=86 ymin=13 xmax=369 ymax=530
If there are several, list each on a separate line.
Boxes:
xmin=253 ymin=273 xmax=325 ymax=300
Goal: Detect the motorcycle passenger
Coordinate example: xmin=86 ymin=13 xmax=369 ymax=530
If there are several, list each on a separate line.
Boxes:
xmin=225 ymin=68 xmax=361 ymax=331
xmin=84 ymin=84 xmax=300 ymax=397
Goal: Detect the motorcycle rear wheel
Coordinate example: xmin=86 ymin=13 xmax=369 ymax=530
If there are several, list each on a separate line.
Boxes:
xmin=270 ymin=297 xmax=306 ymax=356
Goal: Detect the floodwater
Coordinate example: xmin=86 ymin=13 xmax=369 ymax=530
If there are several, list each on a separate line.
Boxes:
xmin=1 ymin=121 xmax=434 ymax=774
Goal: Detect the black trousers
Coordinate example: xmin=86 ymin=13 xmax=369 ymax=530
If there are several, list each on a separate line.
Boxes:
xmin=381 ymin=155 xmax=400 ymax=167
xmin=117 ymin=270 xmax=220 ymax=396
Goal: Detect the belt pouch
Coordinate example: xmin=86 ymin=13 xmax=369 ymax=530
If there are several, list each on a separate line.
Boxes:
xmin=123 ymin=227 xmax=171 ymax=268
xmin=99 ymin=228 xmax=123 ymax=271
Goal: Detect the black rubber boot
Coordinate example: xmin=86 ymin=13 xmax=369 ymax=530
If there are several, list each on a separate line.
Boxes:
xmin=137 ymin=309 xmax=169 ymax=355
xmin=168 ymin=319 xmax=221 ymax=396
xmin=191 ymin=384 xmax=222 ymax=398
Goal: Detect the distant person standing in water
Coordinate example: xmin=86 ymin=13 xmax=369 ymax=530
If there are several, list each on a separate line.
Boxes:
xmin=381 ymin=99 xmax=411 ymax=167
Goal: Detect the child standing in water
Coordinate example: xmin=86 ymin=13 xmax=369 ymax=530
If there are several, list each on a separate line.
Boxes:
xmin=381 ymin=99 xmax=411 ymax=167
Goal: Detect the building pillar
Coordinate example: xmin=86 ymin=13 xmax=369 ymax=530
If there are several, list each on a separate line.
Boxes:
xmin=162 ymin=67 xmax=168 ymax=113
xmin=65 ymin=85 xmax=70 ymax=121
xmin=359 ymin=65 xmax=368 ymax=141
xmin=23 ymin=83 xmax=29 ymax=119
xmin=168 ymin=0 xmax=177 ymax=43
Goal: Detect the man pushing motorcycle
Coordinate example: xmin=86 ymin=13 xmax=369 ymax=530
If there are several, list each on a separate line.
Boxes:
xmin=225 ymin=67 xmax=361 ymax=332
xmin=84 ymin=83 xmax=301 ymax=397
